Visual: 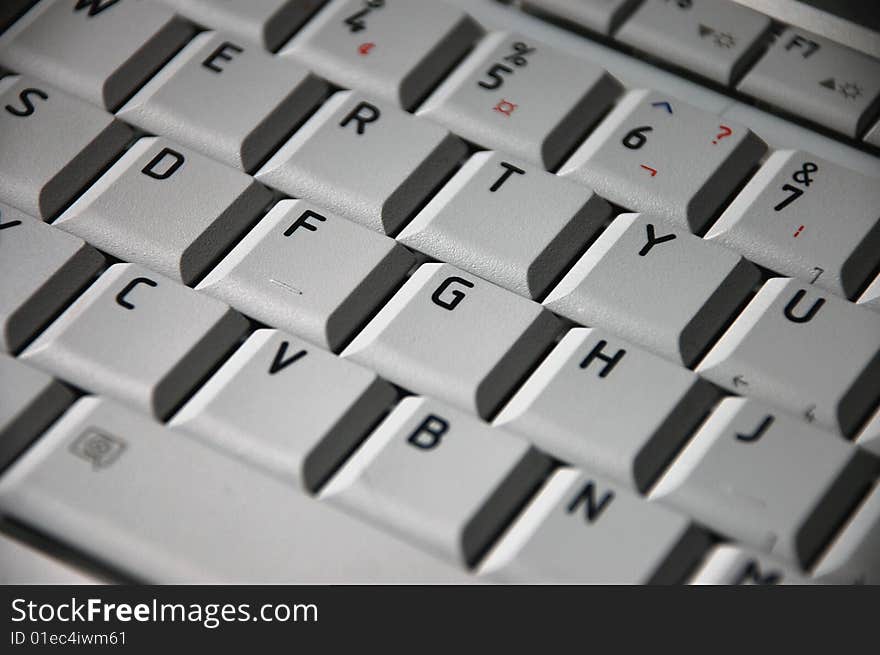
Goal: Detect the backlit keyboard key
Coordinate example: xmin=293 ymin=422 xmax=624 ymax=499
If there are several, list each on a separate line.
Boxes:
xmin=418 ymin=31 xmax=622 ymax=169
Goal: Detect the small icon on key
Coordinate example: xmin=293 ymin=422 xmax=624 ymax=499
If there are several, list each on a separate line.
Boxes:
xmin=70 ymin=430 xmax=127 ymax=470
xmin=494 ymin=99 xmax=518 ymax=117
xmin=358 ymin=42 xmax=375 ymax=56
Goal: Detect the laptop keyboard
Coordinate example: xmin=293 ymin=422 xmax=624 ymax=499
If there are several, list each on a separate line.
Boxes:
xmin=0 ymin=0 xmax=878 ymax=585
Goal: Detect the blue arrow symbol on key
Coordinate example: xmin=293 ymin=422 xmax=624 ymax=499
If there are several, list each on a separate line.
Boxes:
xmin=651 ymin=101 xmax=673 ymax=114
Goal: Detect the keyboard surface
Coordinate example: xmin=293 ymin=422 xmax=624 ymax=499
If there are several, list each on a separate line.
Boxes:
xmin=0 ymin=0 xmax=879 ymax=585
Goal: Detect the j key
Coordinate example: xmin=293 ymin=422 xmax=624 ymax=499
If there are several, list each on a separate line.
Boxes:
xmin=397 ymin=151 xmax=611 ymax=299
xmin=21 ymin=263 xmax=248 ymax=419
xmin=160 ymin=0 xmax=325 ymax=52
xmin=688 ymin=545 xmax=810 ymax=585
xmin=0 ymin=0 xmax=192 ymax=111
xmin=705 ymin=151 xmax=880 ymax=299
xmin=859 ymin=274 xmax=880 ymax=312
xmin=855 ymin=406 xmax=880 ymax=458
xmin=738 ymin=27 xmax=880 ymax=138
xmin=813 ymin=483 xmax=880 ymax=585
xmin=282 ymin=0 xmax=482 ymax=109
xmin=544 ymin=213 xmax=759 ymax=367
xmin=615 ymin=0 xmax=771 ymax=85
xmin=258 ymin=90 xmax=466 ymax=235
xmin=558 ymin=89 xmax=767 ymax=232
xmin=55 ymin=137 xmax=272 ymax=284
xmin=521 ymin=0 xmax=641 ymax=36
xmin=171 ymin=329 xmax=395 ymax=491
xmin=417 ymin=31 xmax=622 ymax=170
xmin=697 ymin=278 xmax=880 ymax=437
xmin=495 ymin=328 xmax=718 ymax=492
xmin=0 ymin=204 xmax=103 ymax=353
xmin=0 ymin=75 xmax=132 ymax=220
xmin=0 ymin=354 xmax=73 ymax=470
xmin=0 ymin=397 xmax=472 ymax=583
xmin=119 ymin=31 xmax=327 ymax=172
xmin=198 ymin=199 xmax=414 ymax=351
xmin=651 ymin=397 xmax=876 ymax=567
xmin=323 ymin=396 xmax=551 ymax=566
xmin=479 ymin=468 xmax=709 ymax=584
xmin=342 ymin=263 xmax=561 ymax=418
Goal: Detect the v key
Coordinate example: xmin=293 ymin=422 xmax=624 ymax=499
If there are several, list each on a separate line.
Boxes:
xmin=269 ymin=340 xmax=307 ymax=374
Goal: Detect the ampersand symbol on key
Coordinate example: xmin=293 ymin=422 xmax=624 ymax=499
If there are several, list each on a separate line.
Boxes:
xmin=792 ymin=162 xmax=817 ymax=186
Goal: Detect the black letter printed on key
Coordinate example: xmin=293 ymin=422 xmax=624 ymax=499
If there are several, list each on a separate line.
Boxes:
xmin=202 ymin=42 xmax=244 ymax=73
xmin=269 ymin=340 xmax=308 ymax=374
xmin=407 ymin=415 xmax=449 ymax=450
xmin=579 ymin=340 xmax=626 ymax=378
xmin=431 ymin=277 xmax=474 ymax=311
xmin=284 ymin=210 xmax=327 ymax=236
xmin=489 ymin=162 xmax=526 ymax=192
xmin=4 ymin=88 xmax=48 ymax=117
xmin=115 ymin=277 xmax=158 ymax=310
xmin=566 ymin=481 xmax=614 ymax=523
xmin=639 ymin=223 xmax=677 ymax=257
xmin=339 ymin=101 xmax=381 ymax=135
xmin=141 ymin=148 xmax=185 ymax=180
xmin=783 ymin=289 xmax=825 ymax=324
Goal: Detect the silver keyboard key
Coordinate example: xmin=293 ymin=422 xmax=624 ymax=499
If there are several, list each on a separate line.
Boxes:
xmin=813 ymin=483 xmax=880 ymax=585
xmin=0 ymin=397 xmax=473 ymax=583
xmin=697 ymin=278 xmax=880 ymax=437
xmin=651 ymin=397 xmax=875 ymax=567
xmin=323 ymin=396 xmax=551 ymax=566
xmin=559 ymin=89 xmax=767 ymax=232
xmin=0 ymin=0 xmax=193 ymax=110
xmin=705 ymin=150 xmax=880 ymax=299
xmin=480 ymin=468 xmax=709 ymax=584
xmin=737 ymin=27 xmax=880 ymax=137
xmin=55 ymin=137 xmax=272 ymax=284
xmin=0 ymin=75 xmax=132 ymax=220
xmin=198 ymin=199 xmax=415 ymax=351
xmin=22 ymin=263 xmax=248 ymax=419
xmin=171 ymin=329 xmax=396 ymax=491
xmin=522 ymin=0 xmax=640 ymax=36
xmin=282 ymin=0 xmax=482 ymax=109
xmin=417 ymin=31 xmax=622 ymax=169
xmin=160 ymin=0 xmax=325 ymax=52
xmin=119 ymin=31 xmax=327 ymax=172
xmin=342 ymin=263 xmax=561 ymax=418
xmin=258 ymin=90 xmax=466 ymax=234
xmin=397 ymin=151 xmax=611 ymax=299
xmin=0 ymin=204 xmax=103 ymax=353
xmin=615 ymin=0 xmax=771 ymax=85
xmin=544 ymin=213 xmax=759 ymax=366
xmin=688 ymin=545 xmax=810 ymax=585
xmin=0 ymin=354 xmax=73 ymax=470
xmin=495 ymin=327 xmax=718 ymax=492
xmin=858 ymin=273 xmax=880 ymax=312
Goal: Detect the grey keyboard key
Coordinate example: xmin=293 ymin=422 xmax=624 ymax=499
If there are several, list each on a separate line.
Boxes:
xmin=705 ymin=150 xmax=880 ymax=299
xmin=615 ymin=0 xmax=771 ymax=85
xmin=480 ymin=468 xmax=708 ymax=584
xmin=858 ymin=273 xmax=880 ymax=312
xmin=0 ymin=354 xmax=73 ymax=470
xmin=198 ymin=199 xmax=414 ymax=351
xmin=737 ymin=27 xmax=880 ymax=137
xmin=0 ymin=531 xmax=102 ymax=584
xmin=558 ymin=89 xmax=767 ymax=232
xmin=495 ymin=327 xmax=718 ymax=492
xmin=282 ymin=0 xmax=482 ymax=109
xmin=323 ymin=396 xmax=551 ymax=566
xmin=171 ymin=329 xmax=396 ymax=492
xmin=21 ymin=263 xmax=248 ymax=419
xmin=697 ymin=278 xmax=880 ymax=437
xmin=522 ymin=0 xmax=640 ymax=36
xmin=544 ymin=213 xmax=759 ymax=366
xmin=0 ymin=75 xmax=132 ymax=220
xmin=652 ymin=397 xmax=876 ymax=567
xmin=56 ymin=137 xmax=272 ymax=285
xmin=342 ymin=263 xmax=561 ymax=418
xmin=258 ymin=90 xmax=466 ymax=234
xmin=0 ymin=204 xmax=103 ymax=354
xmin=688 ymin=545 xmax=810 ymax=585
xmin=417 ymin=31 xmax=622 ymax=169
xmin=160 ymin=0 xmax=325 ymax=52
xmin=0 ymin=0 xmax=192 ymax=111
xmin=119 ymin=31 xmax=327 ymax=172
xmin=813 ymin=483 xmax=880 ymax=585
xmin=397 ymin=151 xmax=610 ymax=299
xmin=0 ymin=397 xmax=473 ymax=583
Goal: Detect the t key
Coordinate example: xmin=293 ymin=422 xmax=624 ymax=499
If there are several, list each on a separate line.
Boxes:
xmin=21 ymin=263 xmax=248 ymax=419
xmin=558 ymin=89 xmax=767 ymax=232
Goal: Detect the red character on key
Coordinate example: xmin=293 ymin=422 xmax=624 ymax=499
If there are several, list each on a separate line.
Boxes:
xmin=493 ymin=99 xmax=517 ymax=117
xmin=358 ymin=42 xmax=375 ymax=56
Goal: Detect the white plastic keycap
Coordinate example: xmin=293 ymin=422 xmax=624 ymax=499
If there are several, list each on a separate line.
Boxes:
xmin=521 ymin=0 xmax=640 ymax=36
xmin=688 ymin=545 xmax=811 ymax=585
xmin=343 ymin=263 xmax=561 ymax=419
xmin=171 ymin=329 xmax=396 ymax=492
xmin=480 ymin=468 xmax=709 ymax=584
xmin=323 ymin=396 xmax=551 ymax=566
xmin=858 ymin=274 xmax=880 ymax=312
xmin=258 ymin=90 xmax=466 ymax=234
